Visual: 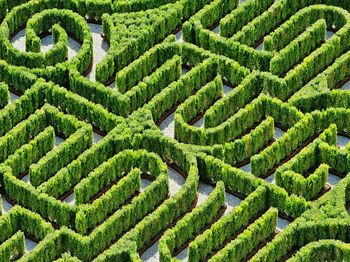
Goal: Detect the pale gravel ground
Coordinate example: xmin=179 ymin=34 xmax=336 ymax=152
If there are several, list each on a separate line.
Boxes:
xmin=4 ymin=17 xmax=344 ymax=261
xmin=337 ymin=135 xmax=350 ymax=148
xmin=25 ymin=238 xmax=37 ymax=253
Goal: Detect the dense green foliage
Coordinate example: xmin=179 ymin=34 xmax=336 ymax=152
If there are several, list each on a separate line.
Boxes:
xmin=0 ymin=0 xmax=350 ymax=261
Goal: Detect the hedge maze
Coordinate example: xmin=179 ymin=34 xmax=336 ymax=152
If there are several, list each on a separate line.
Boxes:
xmin=2 ymin=0 xmax=350 ymax=261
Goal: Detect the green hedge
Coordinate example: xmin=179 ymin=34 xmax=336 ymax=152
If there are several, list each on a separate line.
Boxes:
xmin=74 ymin=149 xmax=167 ymax=205
xmin=145 ymin=56 xmax=217 ymax=123
xmin=115 ymin=38 xmax=180 ymax=94
xmin=29 ymin=125 xmax=92 ymax=188
xmin=93 ymin=132 xmax=199 ymax=260
xmin=2 ymin=126 xmax=55 ymax=179
xmin=0 ymin=82 xmax=9 ymax=108
xmin=75 ymin=168 xmax=142 ymax=234
xmin=318 ymin=142 xmax=350 ymax=175
xmin=0 ymin=6 xmax=92 ymax=76
xmin=96 ymin=3 xmax=182 ymax=84
xmin=81 ymin=168 xmax=168 ymax=256
xmin=126 ymin=55 xmax=181 ymax=113
xmin=204 ymin=73 xmax=262 ymax=128
xmin=0 ymin=83 xmax=45 ymax=137
xmin=159 ymin=181 xmax=225 ymax=261
xmin=37 ymin=133 xmax=129 ymax=199
xmin=175 ymin=75 xmax=222 ymax=145
xmin=209 ymin=208 xmax=278 ymax=261
xmin=44 ymin=82 xmax=121 ymax=133
xmin=276 ymin=165 xmax=329 ymax=201
xmin=287 ymin=240 xmax=350 ymax=262
xmin=0 ymin=108 xmax=46 ymax=163
xmin=275 ymin=140 xmax=329 ymax=200
xmin=0 ymin=206 xmax=54 ymax=261
xmin=264 ymin=5 xmax=347 ymax=52
xmin=220 ymin=0 xmax=274 ymax=38
xmin=223 ymin=117 xmax=274 ymax=166
xmin=188 ymin=186 xmax=267 ymax=262
xmin=2 ymin=128 xmax=76 ymax=227
xmin=0 ymin=231 xmax=25 ymax=261
xmin=251 ymin=116 xmax=336 ymax=177
xmin=197 ymin=153 xmax=259 ymax=196
xmin=270 ymin=19 xmax=327 ymax=77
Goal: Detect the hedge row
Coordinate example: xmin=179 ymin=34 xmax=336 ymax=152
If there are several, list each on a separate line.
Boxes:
xmin=204 ymin=73 xmax=262 ymax=128
xmin=318 ymin=142 xmax=349 ymax=175
xmin=74 ymin=150 xmax=168 ymax=236
xmin=263 ymin=96 xmax=304 ymax=130
xmin=275 ymin=140 xmax=329 ymax=200
xmin=220 ymin=0 xmax=274 ymax=38
xmin=179 ymin=94 xmax=266 ymax=146
xmin=69 ymin=70 xmax=130 ymax=117
xmin=175 ymin=75 xmax=222 ymax=144
xmin=95 ymin=4 xmax=181 ymax=84
xmin=277 ymin=165 xmax=328 ymax=201
xmin=44 ymin=81 xmax=121 ymax=133
xmin=222 ymin=117 xmax=275 ymax=166
xmin=29 ymin=125 xmax=92 ymax=187
xmin=229 ymin=0 xmax=286 ymax=47
xmin=0 ymin=112 xmax=99 ymax=227
xmin=0 ymin=0 xmax=118 ymax=85
xmin=68 ymin=36 xmax=176 ymax=117
xmin=179 ymin=107 xmax=275 ymax=167
xmin=263 ymin=5 xmax=347 ymax=52
xmin=0 ymin=82 xmax=9 ymax=109
xmin=290 ymin=56 xmax=350 ymax=111
xmin=113 ymin=0 xmax=178 ymax=13
xmin=183 ymin=17 xmax=273 ymax=71
xmin=0 ymin=6 xmax=92 ymax=75
xmin=75 ymin=168 xmax=141 ymax=235
xmin=26 ymin=14 xmax=68 ymax=63
xmin=231 ymin=1 xmax=346 ymax=48
xmin=1 ymin=130 xmax=76 ymax=227
xmin=159 ymin=181 xmax=225 ymax=261
xmin=93 ymin=132 xmax=199 ymax=260
xmin=188 ymin=186 xmax=267 ymax=262
xmin=197 ymin=153 xmax=259 ymax=197
xmin=113 ymin=0 xmax=216 ymax=21
xmin=282 ymin=6 xmax=350 ymax=99
xmin=209 ymin=208 xmax=278 ymax=261
xmin=0 ymin=60 xmax=37 ymax=97
xmin=184 ymin=0 xmax=350 ymax=76
xmin=0 ymin=84 xmax=44 ymax=137
xmin=217 ymin=54 xmax=250 ymax=85
xmin=183 ymin=0 xmax=273 ymax=71
xmin=0 ymin=231 xmax=24 ymax=261
xmin=55 ymin=253 xmax=82 ymax=262
xmin=145 ymin=56 xmax=217 ymax=123
xmin=276 ymin=139 xmax=321 ymax=175
xmin=37 ymin=132 xmax=128 ymax=199
xmin=0 ymin=107 xmax=46 ymax=163
xmin=270 ymin=19 xmax=327 ymax=77
xmin=79 ymin=176 xmax=168 ymax=239
xmin=126 ymin=55 xmax=181 ymax=113
xmin=21 ymin=229 xmax=64 ymax=262
xmin=251 ymin=115 xmax=337 ymax=177
xmin=287 ymin=240 xmax=350 ymax=262
xmin=115 ymin=41 xmax=180 ymax=94
xmin=0 ymin=206 xmax=55 ymax=261
xmin=251 ymin=218 xmax=350 ymax=261
xmin=2 ymin=127 xmax=55 ymax=180
xmin=204 ymin=74 xmax=302 ymax=130
xmin=75 ymin=149 xmax=167 ymax=205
